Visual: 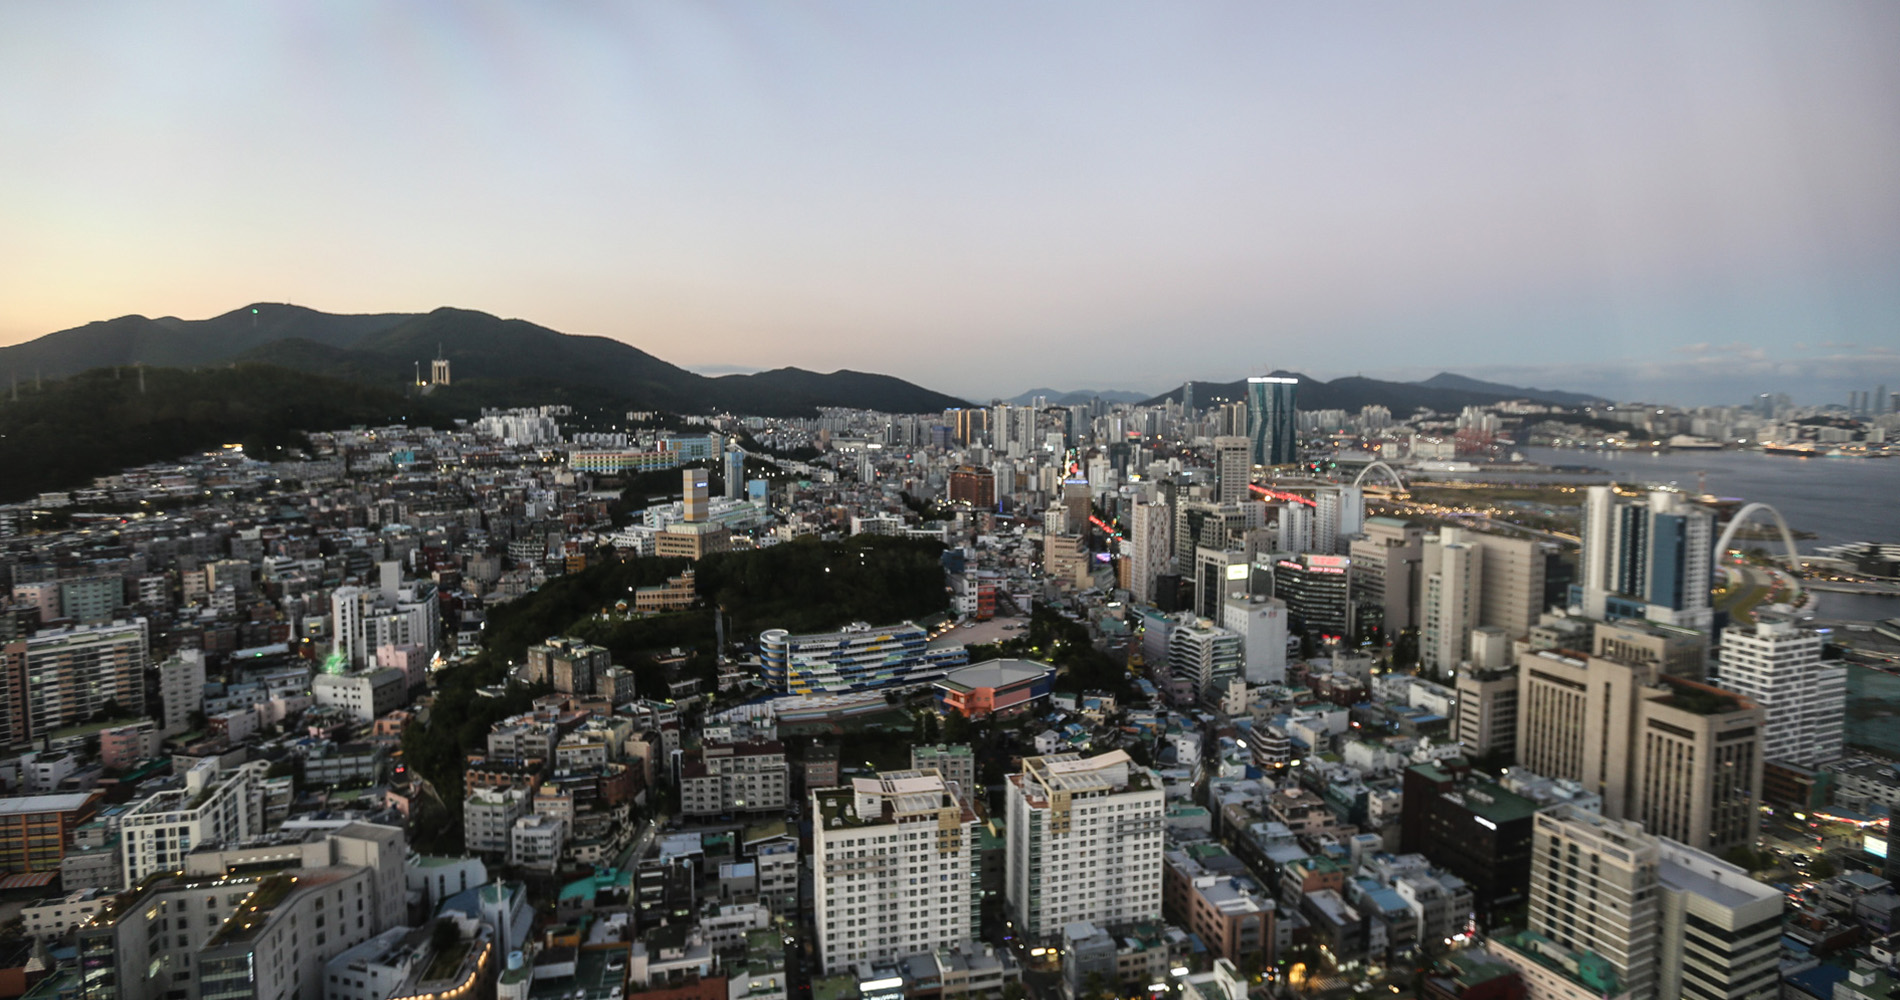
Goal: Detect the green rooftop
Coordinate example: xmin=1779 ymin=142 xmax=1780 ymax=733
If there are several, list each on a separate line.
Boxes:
xmin=1457 ymin=782 xmax=1540 ymax=825
xmin=1440 ymin=952 xmax=1516 ymax=989
xmin=559 ymin=867 xmax=633 ymax=902
xmin=1491 ymin=930 xmax=1619 ymax=995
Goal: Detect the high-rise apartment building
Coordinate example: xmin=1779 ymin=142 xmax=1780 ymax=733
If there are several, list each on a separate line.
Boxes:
xmin=910 ymin=744 xmax=977 ymax=797
xmin=1579 ymin=487 xmax=1714 ymax=631
xmin=951 ymin=407 xmax=989 ymax=446
xmin=1516 ymin=647 xmax=1762 ymax=853
xmin=1005 ymin=752 xmax=1164 ymax=943
xmin=1275 ymin=503 xmax=1313 ymax=555
xmin=812 ymin=770 xmax=977 ymax=974
xmin=1 ymin=618 xmax=149 ymax=745
xmin=1212 ymin=436 xmax=1251 ymax=504
xmin=1245 ymin=377 xmax=1299 ymax=467
xmin=156 ymin=649 xmax=206 ymax=736
xmin=1129 ymin=501 xmax=1173 ymax=603
xmin=60 ymin=576 xmax=123 ymax=624
xmin=1715 ymin=614 xmax=1845 ymax=767
xmin=1420 ymin=535 xmax=1482 ymax=676
xmin=1313 ymin=486 xmax=1363 ymax=556
xmin=1221 ymin=594 xmax=1288 ymax=685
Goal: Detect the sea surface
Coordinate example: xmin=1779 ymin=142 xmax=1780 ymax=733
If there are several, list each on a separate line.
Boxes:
xmin=1440 ymin=445 xmax=1900 ymax=622
xmin=1449 ymin=446 xmax=1900 ymax=552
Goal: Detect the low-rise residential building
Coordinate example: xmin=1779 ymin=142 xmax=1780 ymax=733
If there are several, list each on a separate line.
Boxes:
xmin=681 ymin=741 xmax=789 ymax=818
xmin=464 ymin=787 xmax=529 ymax=855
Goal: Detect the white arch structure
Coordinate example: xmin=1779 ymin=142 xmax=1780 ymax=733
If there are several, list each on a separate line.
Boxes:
xmin=1352 ymin=460 xmax=1407 ymax=491
xmin=1712 ymin=501 xmax=1803 ymax=583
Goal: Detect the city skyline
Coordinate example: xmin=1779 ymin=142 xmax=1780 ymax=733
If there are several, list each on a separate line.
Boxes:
xmin=3 ymin=4 xmax=1897 ymax=406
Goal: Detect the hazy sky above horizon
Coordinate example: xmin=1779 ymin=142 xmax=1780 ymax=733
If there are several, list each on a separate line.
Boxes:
xmin=3 ymin=3 xmax=1897 ymax=405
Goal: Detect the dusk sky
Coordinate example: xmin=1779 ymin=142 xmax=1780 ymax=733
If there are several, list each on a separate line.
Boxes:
xmin=3 ymin=3 xmax=1896 ymax=405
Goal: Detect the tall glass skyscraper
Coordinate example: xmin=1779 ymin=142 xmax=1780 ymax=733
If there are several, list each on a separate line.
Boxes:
xmin=1246 ymin=376 xmax=1299 ymax=466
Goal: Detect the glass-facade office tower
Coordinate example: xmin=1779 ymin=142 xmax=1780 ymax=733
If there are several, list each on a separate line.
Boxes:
xmin=1246 ymin=376 xmax=1299 ymax=467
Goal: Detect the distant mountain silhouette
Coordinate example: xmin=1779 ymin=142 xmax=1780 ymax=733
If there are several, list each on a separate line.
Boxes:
xmin=2 ymin=304 xmax=970 ymax=416
xmin=1141 ymin=370 xmax=1609 ymax=412
xmin=1412 ymin=372 xmax=1609 ymax=408
xmin=1003 ymin=387 xmax=1150 ymax=407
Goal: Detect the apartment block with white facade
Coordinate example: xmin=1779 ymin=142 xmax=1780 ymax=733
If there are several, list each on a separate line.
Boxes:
xmin=119 ymin=760 xmax=269 ymax=887
xmin=1715 ymin=613 xmax=1845 ymax=767
xmin=812 ymin=770 xmax=978 ymax=974
xmin=1004 ymin=751 xmax=1165 ymax=943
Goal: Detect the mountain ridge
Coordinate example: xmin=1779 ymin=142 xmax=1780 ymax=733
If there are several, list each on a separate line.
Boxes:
xmin=1140 ymin=370 xmax=1609 ymax=412
xmin=1002 ymin=387 xmax=1150 ymax=407
xmin=1 ymin=304 xmax=971 ymax=417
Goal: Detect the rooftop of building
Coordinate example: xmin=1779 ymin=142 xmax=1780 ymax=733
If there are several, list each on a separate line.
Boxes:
xmin=1657 ymin=849 xmax=1781 ymax=909
xmin=1489 ymin=930 xmax=1620 ymax=996
xmin=1443 ymin=781 xmax=1540 ymax=825
xmin=1436 ymin=949 xmax=1521 ymax=991
xmin=204 ymin=868 xmax=354 ymax=948
xmin=1654 ymin=675 xmax=1750 ymax=716
xmin=0 ymin=792 xmax=97 ymax=815
xmin=935 ymin=658 xmax=1053 ymax=692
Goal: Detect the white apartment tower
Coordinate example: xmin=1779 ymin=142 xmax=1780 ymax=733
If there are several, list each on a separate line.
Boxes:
xmin=1420 ymin=536 xmax=1482 ymax=676
xmin=1313 ymin=485 xmax=1363 ymax=556
xmin=1716 ymin=614 xmax=1845 ymax=767
xmin=156 ymin=648 xmax=206 ymax=736
xmin=1005 ymin=751 xmax=1165 ymax=942
xmin=1130 ymin=501 xmax=1173 ymax=603
xmin=1222 ymin=594 xmax=1289 ymax=685
xmin=812 ymin=770 xmax=977 ymax=974
xmin=1276 ymin=503 xmax=1313 ymax=555
xmin=120 ymin=760 xmax=269 ymax=887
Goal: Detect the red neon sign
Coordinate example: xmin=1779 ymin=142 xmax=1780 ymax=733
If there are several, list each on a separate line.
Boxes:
xmin=1249 ymin=484 xmax=1318 ymax=507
